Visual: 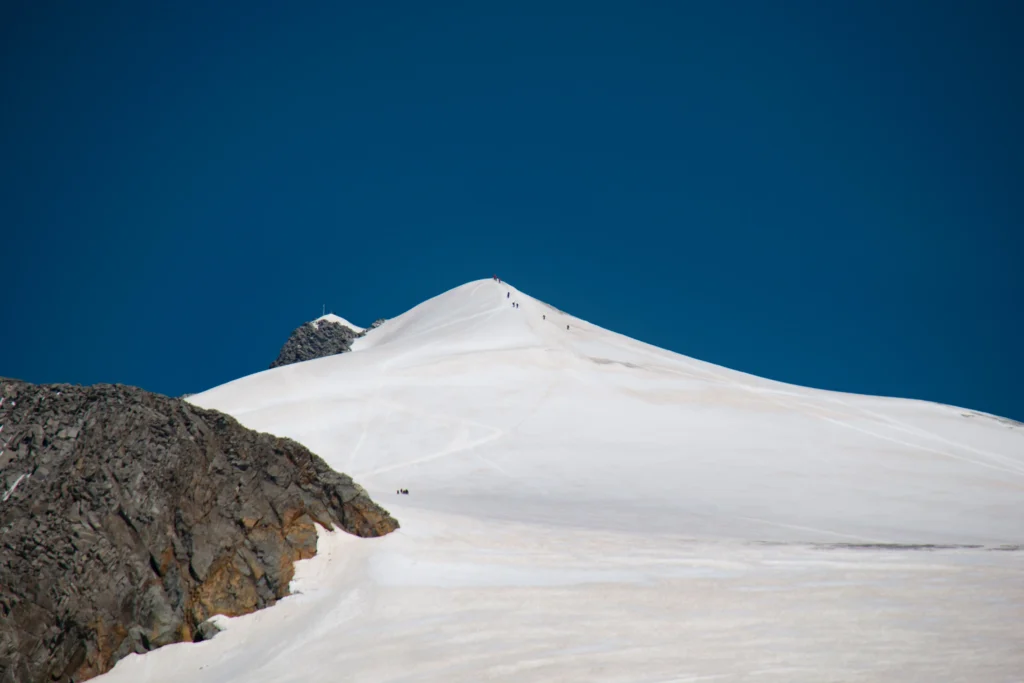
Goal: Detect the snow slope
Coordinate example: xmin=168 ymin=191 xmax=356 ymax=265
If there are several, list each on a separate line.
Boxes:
xmin=100 ymin=279 xmax=1024 ymax=682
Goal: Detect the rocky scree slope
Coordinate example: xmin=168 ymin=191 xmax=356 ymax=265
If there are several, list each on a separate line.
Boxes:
xmin=270 ymin=317 xmax=387 ymax=369
xmin=0 ymin=379 xmax=398 ymax=683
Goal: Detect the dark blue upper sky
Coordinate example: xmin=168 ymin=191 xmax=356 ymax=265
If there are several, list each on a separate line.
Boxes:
xmin=2 ymin=1 xmax=1021 ymax=420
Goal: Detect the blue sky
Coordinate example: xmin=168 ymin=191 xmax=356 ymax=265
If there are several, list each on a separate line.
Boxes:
xmin=2 ymin=1 xmax=1021 ymax=420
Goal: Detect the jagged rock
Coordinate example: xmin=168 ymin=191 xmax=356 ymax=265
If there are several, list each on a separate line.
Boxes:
xmin=192 ymin=619 xmax=222 ymax=643
xmin=0 ymin=379 xmax=398 ymax=683
xmin=270 ymin=319 xmax=361 ymax=369
xmin=269 ymin=317 xmax=386 ymax=369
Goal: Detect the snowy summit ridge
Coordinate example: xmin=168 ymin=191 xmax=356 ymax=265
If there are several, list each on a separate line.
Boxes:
xmin=104 ymin=278 xmax=1024 ymax=683
xmin=314 ymin=313 xmax=364 ymax=333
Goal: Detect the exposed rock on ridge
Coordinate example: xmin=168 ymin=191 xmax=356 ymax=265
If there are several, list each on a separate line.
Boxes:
xmin=269 ymin=317 xmax=387 ymax=369
xmin=0 ymin=379 xmax=398 ymax=683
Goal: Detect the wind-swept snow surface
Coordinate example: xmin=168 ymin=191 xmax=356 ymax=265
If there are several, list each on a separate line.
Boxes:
xmin=101 ymin=280 xmax=1024 ymax=682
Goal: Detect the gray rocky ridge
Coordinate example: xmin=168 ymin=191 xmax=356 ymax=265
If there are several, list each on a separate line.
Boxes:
xmin=269 ymin=317 xmax=387 ymax=369
xmin=0 ymin=379 xmax=398 ymax=682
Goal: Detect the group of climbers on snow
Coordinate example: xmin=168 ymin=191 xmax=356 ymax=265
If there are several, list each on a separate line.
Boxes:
xmin=494 ymin=275 xmax=569 ymax=330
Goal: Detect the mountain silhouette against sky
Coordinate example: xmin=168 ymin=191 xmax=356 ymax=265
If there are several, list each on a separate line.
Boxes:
xmin=90 ymin=279 xmax=1024 ymax=683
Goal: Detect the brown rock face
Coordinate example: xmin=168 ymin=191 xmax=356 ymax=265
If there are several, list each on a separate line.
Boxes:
xmin=0 ymin=379 xmax=398 ymax=683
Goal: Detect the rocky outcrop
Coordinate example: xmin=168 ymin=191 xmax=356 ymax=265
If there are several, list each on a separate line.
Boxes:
xmin=270 ymin=319 xmax=361 ymax=369
xmin=270 ymin=317 xmax=387 ymax=369
xmin=0 ymin=379 xmax=398 ymax=683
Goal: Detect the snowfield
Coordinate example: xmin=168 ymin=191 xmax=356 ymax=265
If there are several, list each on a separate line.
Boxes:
xmin=100 ymin=279 xmax=1024 ymax=682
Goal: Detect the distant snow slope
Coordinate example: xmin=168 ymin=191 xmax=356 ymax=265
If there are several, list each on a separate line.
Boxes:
xmin=100 ymin=279 xmax=1024 ymax=683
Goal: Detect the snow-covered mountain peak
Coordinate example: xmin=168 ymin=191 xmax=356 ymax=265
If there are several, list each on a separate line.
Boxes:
xmin=192 ymin=277 xmax=1024 ymax=545
xmin=109 ymin=277 xmax=1024 ymax=683
xmin=351 ymin=278 xmax=560 ymax=353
